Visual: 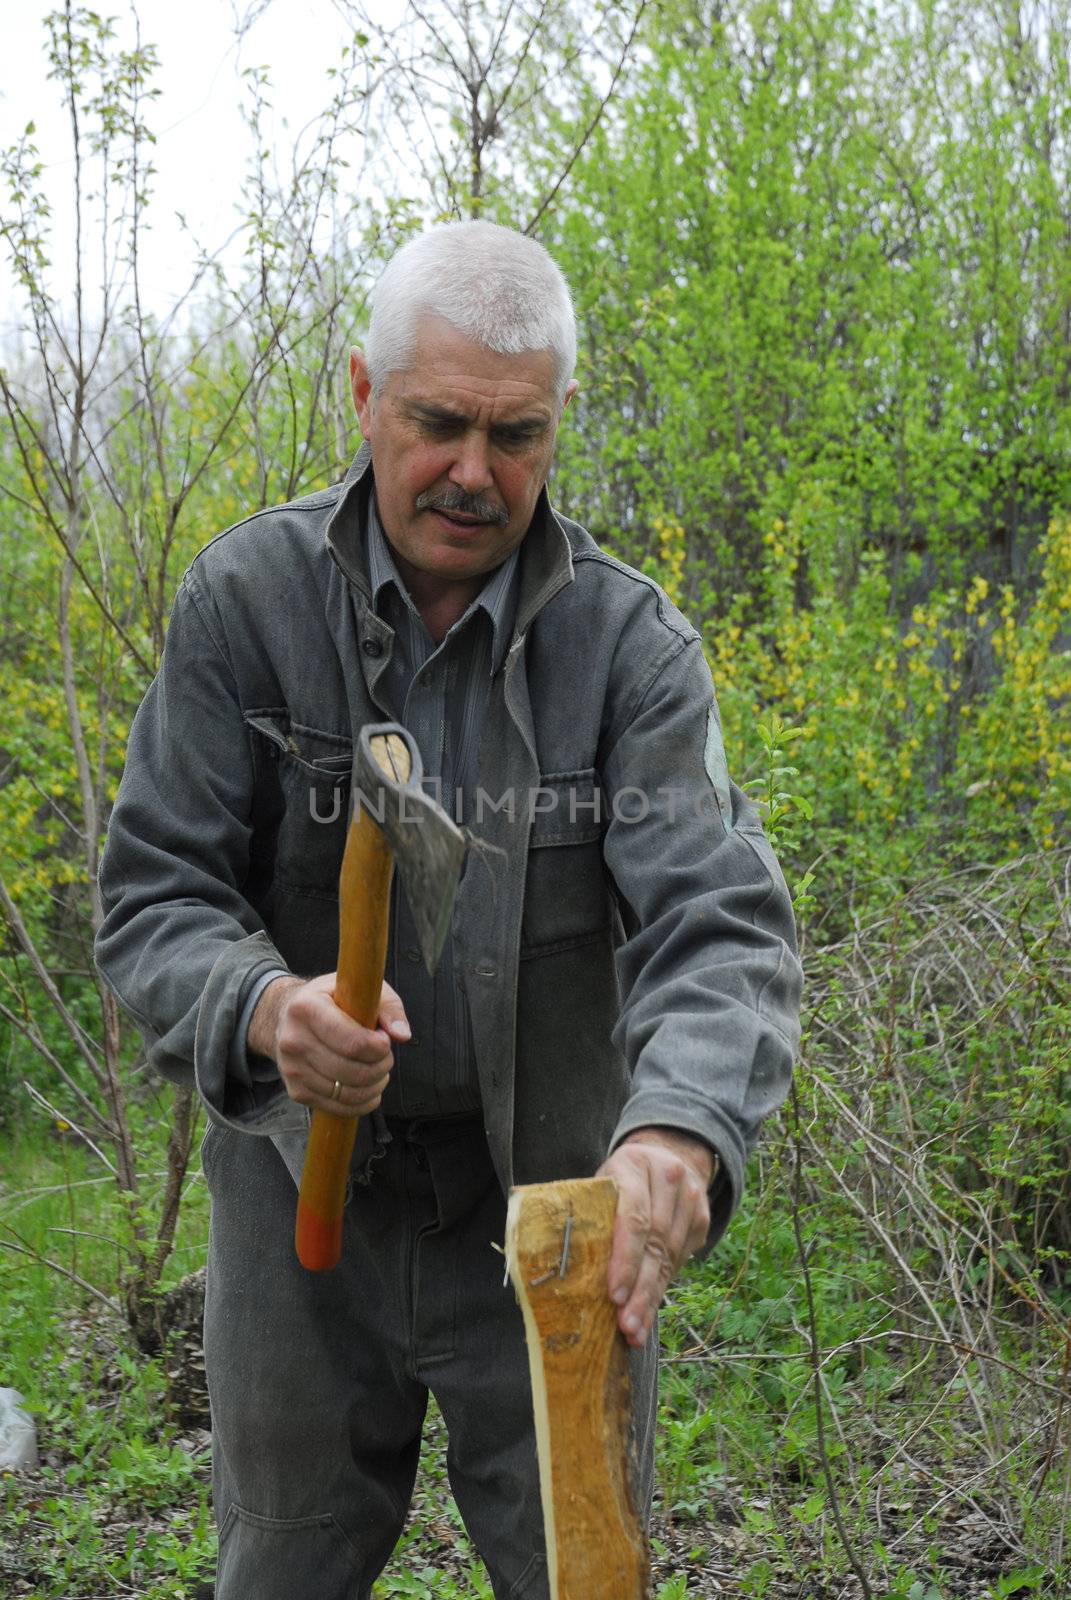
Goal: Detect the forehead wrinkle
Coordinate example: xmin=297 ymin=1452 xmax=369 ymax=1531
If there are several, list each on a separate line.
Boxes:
xmin=396 ymin=393 xmax=553 ymax=431
xmin=399 ymin=399 xmax=470 ymax=425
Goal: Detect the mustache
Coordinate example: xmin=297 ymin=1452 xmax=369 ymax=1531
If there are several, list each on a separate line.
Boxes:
xmin=415 ymin=485 xmax=509 ymax=526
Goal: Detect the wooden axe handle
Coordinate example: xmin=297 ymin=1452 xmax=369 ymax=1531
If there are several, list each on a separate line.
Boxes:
xmin=294 ymin=800 xmax=394 ymax=1271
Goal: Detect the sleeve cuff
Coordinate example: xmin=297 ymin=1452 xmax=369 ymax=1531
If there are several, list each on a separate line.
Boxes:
xmin=228 ymin=968 xmax=291 ymax=1088
xmin=194 ymin=933 xmax=305 ymax=1135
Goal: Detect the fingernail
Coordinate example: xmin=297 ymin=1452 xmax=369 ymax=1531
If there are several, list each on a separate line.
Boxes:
xmin=612 ymin=1286 xmax=628 ymax=1305
xmin=624 ymin=1313 xmax=642 ymax=1336
xmin=390 ymin=1021 xmax=411 ymax=1039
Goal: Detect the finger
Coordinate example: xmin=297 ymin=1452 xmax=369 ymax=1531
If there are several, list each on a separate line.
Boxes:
xmin=377 ymin=981 xmax=411 ymax=1042
xmin=316 ymin=1047 xmax=396 ymax=1094
xmin=286 ymin=1035 xmax=395 ymax=1094
xmin=623 ymin=1168 xmax=712 ymax=1346
xmin=683 ymin=1178 xmax=711 ymax=1257
xmin=618 ymin=1182 xmax=689 ymax=1346
xmin=311 ymin=1065 xmax=391 ymax=1119
xmin=276 ymin=1027 xmax=395 ymax=1107
xmin=299 ymin=974 xmax=399 ymax=1060
xmin=605 ymin=1163 xmax=653 ymax=1309
xmin=277 ymin=1017 xmax=392 ymax=1077
xmin=616 ymin=1167 xmax=683 ymax=1344
xmin=291 ymin=972 xmax=395 ymax=1060
xmin=287 ymin=985 xmax=394 ymax=1064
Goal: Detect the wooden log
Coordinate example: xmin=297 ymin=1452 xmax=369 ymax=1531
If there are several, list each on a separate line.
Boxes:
xmin=505 ymin=1177 xmax=650 ymax=1600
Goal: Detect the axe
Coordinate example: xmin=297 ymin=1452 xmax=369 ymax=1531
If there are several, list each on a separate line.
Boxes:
xmin=294 ymin=722 xmax=466 ymax=1271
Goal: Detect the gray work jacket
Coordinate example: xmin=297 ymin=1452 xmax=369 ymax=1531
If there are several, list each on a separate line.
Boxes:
xmin=95 ymin=446 xmax=802 ymax=1247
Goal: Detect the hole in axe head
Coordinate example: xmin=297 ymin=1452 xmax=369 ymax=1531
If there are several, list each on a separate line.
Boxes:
xmin=354 ymin=724 xmax=467 ymax=975
xmin=368 ymin=730 xmax=411 ymax=786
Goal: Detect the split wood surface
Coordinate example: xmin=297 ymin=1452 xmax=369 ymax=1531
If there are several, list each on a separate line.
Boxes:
xmin=505 ymin=1177 xmax=650 ymax=1600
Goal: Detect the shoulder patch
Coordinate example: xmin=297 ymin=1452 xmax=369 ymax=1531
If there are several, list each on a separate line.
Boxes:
xmin=704 ymin=702 xmax=734 ymax=834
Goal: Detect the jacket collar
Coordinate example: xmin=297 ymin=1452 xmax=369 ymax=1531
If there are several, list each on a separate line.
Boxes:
xmin=324 ymin=440 xmax=575 ymax=642
xmin=365 ymin=491 xmax=520 ymax=677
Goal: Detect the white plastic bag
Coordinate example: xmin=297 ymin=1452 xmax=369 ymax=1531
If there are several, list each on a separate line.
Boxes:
xmin=0 ymin=1387 xmax=38 ymax=1471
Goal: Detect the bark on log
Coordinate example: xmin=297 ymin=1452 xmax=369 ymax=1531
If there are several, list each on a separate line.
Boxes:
xmin=505 ymin=1177 xmax=650 ymax=1600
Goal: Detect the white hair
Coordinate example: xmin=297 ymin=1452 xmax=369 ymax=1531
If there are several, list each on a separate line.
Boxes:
xmin=365 ymin=221 xmax=577 ymax=401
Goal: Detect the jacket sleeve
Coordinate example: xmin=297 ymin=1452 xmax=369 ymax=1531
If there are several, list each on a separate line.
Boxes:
xmin=600 ymin=629 xmax=802 ymax=1250
xmin=94 ymin=572 xmax=304 ymax=1136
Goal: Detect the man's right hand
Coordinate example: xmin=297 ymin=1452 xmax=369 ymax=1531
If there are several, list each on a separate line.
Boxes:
xmin=248 ymin=973 xmax=411 ymax=1118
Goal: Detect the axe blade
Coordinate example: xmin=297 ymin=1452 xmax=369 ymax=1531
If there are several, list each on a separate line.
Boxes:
xmin=354 ymin=723 xmax=467 ymax=972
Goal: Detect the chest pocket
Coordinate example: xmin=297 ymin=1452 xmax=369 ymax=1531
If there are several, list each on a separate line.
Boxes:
xmin=244 ymin=711 xmax=352 ymax=898
xmin=521 ymin=768 xmax=611 ymax=956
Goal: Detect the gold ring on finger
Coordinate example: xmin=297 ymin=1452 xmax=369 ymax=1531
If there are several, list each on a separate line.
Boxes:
xmin=331 ymin=1079 xmax=342 ymax=1102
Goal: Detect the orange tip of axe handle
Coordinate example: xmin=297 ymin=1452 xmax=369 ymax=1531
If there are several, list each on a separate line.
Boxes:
xmin=295 ymin=1203 xmax=344 ymax=1272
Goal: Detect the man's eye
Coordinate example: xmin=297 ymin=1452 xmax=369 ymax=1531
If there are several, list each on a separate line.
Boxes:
xmin=420 ymin=418 xmax=460 ymax=437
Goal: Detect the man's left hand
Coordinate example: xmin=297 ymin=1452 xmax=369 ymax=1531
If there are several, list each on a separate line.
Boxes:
xmin=597 ymin=1129 xmax=716 ymax=1349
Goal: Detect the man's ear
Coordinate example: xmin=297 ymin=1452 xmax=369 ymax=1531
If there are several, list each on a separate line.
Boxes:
xmin=562 ymin=378 xmax=579 ymax=412
xmin=350 ymin=347 xmax=374 ymax=436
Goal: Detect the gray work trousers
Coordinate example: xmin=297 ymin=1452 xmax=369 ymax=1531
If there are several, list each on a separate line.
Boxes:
xmin=202 ymin=1115 xmax=658 ymax=1600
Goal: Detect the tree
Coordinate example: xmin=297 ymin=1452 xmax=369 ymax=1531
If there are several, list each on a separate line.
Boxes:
xmin=0 ymin=2 xmax=386 ymax=1342
xmin=334 ymin=0 xmax=647 ymax=226
xmin=543 ymin=0 xmax=1071 ymax=596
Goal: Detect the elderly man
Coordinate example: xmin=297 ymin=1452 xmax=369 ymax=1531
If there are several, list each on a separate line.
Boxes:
xmin=96 ymin=221 xmax=801 ymax=1600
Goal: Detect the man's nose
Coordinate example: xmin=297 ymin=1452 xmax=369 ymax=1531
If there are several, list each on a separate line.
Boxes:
xmin=448 ymin=430 xmax=494 ymax=495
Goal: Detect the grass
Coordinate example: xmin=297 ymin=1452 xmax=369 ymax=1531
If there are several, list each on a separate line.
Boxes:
xmin=0 ymin=1122 xmax=721 ymax=1599
xmin=0 ymin=1116 xmax=214 ymax=1600
xmin=2 ymin=868 xmax=1070 ymax=1600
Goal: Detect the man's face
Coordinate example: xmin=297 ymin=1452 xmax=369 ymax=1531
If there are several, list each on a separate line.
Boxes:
xmin=349 ymin=316 xmax=576 ymax=596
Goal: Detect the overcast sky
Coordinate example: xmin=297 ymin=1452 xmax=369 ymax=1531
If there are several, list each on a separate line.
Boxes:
xmin=0 ymin=0 xmax=391 ymax=332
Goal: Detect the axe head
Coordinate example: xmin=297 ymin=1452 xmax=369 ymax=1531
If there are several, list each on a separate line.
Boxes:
xmin=354 ymin=723 xmax=467 ymax=972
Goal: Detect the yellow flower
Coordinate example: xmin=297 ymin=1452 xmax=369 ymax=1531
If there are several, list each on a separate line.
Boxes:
xmin=965 ymin=576 xmax=989 ymax=616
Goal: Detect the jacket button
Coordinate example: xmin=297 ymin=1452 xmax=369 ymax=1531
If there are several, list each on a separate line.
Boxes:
xmin=362 ymin=638 xmax=383 ymax=658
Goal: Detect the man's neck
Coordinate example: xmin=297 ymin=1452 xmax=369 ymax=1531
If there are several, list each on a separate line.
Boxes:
xmin=388 ymin=547 xmax=487 ymax=644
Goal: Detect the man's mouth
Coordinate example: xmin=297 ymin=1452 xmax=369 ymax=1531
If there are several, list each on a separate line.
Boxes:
xmin=433 ymin=509 xmax=485 ymax=529
xmin=416 ymin=489 xmax=509 ymax=528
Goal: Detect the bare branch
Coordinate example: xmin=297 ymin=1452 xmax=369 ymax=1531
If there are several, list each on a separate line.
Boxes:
xmin=525 ymin=1 xmax=647 ymax=234
xmin=0 ymin=875 xmax=107 ymax=1084
xmin=0 ymin=1228 xmax=122 ymax=1316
